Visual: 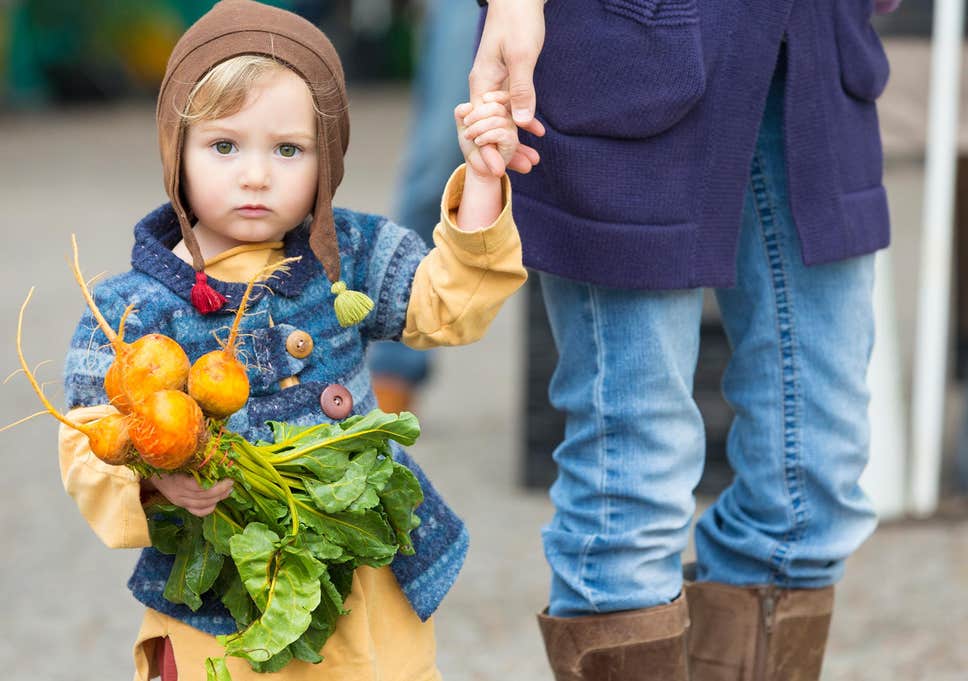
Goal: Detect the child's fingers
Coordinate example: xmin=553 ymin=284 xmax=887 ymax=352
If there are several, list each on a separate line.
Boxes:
xmin=466 ymin=147 xmax=495 ymax=177
xmin=480 ymin=145 xmax=507 ymax=177
xmin=464 ymin=115 xmax=514 ymax=141
xmin=454 ymin=102 xmax=473 ymax=121
xmin=482 ymin=90 xmax=510 ymax=105
xmin=472 ymin=127 xmax=515 ymax=148
xmin=462 ymin=101 xmax=510 ymax=127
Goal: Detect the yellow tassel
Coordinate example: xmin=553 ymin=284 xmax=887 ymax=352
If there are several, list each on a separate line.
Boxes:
xmin=332 ymin=281 xmax=374 ymax=327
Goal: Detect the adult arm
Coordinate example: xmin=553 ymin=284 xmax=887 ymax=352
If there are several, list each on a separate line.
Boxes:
xmin=468 ymin=0 xmax=547 ymax=175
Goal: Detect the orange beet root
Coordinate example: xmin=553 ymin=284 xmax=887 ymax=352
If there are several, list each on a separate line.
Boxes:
xmin=86 ymin=412 xmax=135 ymax=465
xmin=187 ymin=257 xmax=296 ymax=419
xmin=130 ymin=390 xmax=206 ymax=470
xmin=106 ymin=335 xmax=191 ymax=413
xmin=189 ymin=351 xmax=250 ymax=419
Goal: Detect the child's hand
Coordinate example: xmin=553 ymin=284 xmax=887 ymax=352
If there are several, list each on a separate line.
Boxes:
xmin=144 ymin=473 xmax=233 ymax=517
xmin=457 ymin=91 xmax=528 ymax=178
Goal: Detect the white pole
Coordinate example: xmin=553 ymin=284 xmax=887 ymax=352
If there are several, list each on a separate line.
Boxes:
xmin=910 ymin=0 xmax=966 ymax=516
xmin=863 ymin=251 xmax=907 ymax=519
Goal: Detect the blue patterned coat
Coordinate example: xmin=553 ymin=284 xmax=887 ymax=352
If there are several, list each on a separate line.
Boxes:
xmin=63 ymin=203 xmax=468 ymax=634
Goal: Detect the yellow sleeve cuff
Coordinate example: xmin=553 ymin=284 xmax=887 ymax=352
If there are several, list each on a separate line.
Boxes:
xmin=402 ymin=164 xmax=526 ymax=350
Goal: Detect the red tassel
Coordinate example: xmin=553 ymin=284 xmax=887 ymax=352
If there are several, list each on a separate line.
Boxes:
xmin=190 ymin=271 xmax=227 ymax=314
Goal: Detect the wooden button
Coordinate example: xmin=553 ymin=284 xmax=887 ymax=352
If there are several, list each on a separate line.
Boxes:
xmin=320 ymin=384 xmax=353 ymax=420
xmin=285 ymin=330 xmax=314 ymax=359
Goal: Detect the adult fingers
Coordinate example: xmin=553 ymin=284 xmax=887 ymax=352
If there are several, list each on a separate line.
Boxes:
xmin=519 ymin=143 xmax=541 ymax=164
xmin=507 ymin=49 xmax=538 ymax=126
xmin=507 ymin=151 xmax=534 ymax=175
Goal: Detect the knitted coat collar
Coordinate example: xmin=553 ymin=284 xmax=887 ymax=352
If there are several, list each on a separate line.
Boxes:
xmin=131 ymin=203 xmax=321 ymax=311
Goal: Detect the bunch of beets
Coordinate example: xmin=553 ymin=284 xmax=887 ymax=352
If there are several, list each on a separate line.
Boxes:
xmin=10 ymin=239 xmax=424 ymax=680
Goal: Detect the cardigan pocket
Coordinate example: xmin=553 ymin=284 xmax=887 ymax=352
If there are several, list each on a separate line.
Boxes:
xmin=835 ymin=0 xmax=890 ymax=101
xmin=534 ymin=0 xmax=705 ymax=139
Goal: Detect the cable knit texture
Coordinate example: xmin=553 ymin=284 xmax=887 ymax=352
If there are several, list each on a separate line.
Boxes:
xmin=63 ymin=203 xmax=468 ymax=634
xmin=510 ymin=0 xmax=895 ymax=290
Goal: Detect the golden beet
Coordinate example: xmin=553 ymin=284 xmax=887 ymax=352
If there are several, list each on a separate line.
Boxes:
xmin=188 ymin=351 xmax=250 ymax=419
xmin=86 ymin=412 xmax=136 ymax=465
xmin=129 ymin=390 xmax=205 ymax=470
xmin=111 ymin=334 xmax=191 ymax=411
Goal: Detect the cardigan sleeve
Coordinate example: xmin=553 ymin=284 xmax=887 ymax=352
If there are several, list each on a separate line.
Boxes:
xmin=402 ymin=165 xmax=527 ymax=349
xmin=59 ymin=405 xmax=152 ymax=549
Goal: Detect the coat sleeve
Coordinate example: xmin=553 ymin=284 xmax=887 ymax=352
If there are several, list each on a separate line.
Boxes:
xmin=59 ymin=405 xmax=151 ymax=549
xmin=401 ymin=165 xmax=527 ymax=349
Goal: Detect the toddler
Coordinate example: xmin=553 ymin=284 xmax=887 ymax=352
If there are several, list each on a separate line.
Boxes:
xmin=59 ymin=1 xmax=526 ymax=679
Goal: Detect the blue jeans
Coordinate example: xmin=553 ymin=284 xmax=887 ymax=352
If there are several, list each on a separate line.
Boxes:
xmin=540 ymin=65 xmax=878 ymax=617
xmin=368 ymin=0 xmax=480 ymax=385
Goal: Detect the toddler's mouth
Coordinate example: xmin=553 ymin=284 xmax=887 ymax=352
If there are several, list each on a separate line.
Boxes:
xmin=237 ymin=205 xmax=270 ymax=217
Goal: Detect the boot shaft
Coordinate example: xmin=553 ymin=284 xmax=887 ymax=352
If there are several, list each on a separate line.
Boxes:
xmin=538 ymin=594 xmax=691 ymax=681
xmin=686 ymin=581 xmax=834 ymax=681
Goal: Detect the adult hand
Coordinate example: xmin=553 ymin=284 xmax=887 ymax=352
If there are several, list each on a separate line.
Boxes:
xmin=468 ymin=0 xmax=546 ymax=176
xmin=143 ymin=474 xmax=233 ymax=517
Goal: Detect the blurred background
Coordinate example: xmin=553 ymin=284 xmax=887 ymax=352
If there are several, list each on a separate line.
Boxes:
xmin=0 ymin=0 xmax=966 ymax=679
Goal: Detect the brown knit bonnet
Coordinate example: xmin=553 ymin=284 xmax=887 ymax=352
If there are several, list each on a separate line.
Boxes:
xmin=157 ymin=0 xmax=368 ymax=322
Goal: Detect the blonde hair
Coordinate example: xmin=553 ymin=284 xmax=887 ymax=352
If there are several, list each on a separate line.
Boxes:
xmin=182 ymin=55 xmax=294 ymax=123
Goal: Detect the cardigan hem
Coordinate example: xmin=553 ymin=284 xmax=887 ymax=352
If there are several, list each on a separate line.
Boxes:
xmin=515 ymin=192 xmax=734 ymax=290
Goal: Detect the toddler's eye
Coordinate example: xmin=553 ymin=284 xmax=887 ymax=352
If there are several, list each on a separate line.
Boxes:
xmin=213 ymin=141 xmax=235 ymax=155
xmin=278 ymin=144 xmax=300 ymax=158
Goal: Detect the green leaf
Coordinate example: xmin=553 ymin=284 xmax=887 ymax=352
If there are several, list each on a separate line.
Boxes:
xmin=268 ymin=420 xmax=341 ymax=446
xmin=205 ymin=656 xmax=231 ymax=681
xmin=346 ymin=487 xmax=380 ymax=513
xmin=219 ymin=545 xmax=325 ymax=663
xmin=250 ymin=646 xmax=294 ymax=673
xmin=379 ymin=463 xmax=424 ymax=554
xmin=367 ymin=454 xmax=395 ymax=490
xmin=332 ymin=410 xmax=421 ymax=449
xmin=186 ymin=529 xmax=225 ymax=600
xmin=148 ymin=519 xmax=182 ymax=555
xmin=229 ymin=523 xmax=279 ymax=611
xmin=297 ymin=507 xmax=397 ymax=562
xmin=203 ymin=511 xmax=239 ymax=556
xmin=276 ymin=449 xmax=350 ymax=483
xmin=301 ymin=450 xmax=377 ymax=513
xmin=298 ymin=532 xmax=344 ymax=562
xmin=217 ymin=562 xmax=257 ymax=629
xmin=163 ymin=515 xmax=210 ymax=611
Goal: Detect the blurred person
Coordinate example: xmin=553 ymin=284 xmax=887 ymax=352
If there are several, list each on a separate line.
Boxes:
xmin=469 ymin=0 xmax=901 ymax=679
xmin=57 ymin=1 xmax=527 ymax=679
xmin=369 ymin=0 xmax=483 ymax=413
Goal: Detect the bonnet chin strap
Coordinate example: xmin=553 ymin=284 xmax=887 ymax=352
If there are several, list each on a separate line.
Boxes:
xmin=178 ymin=206 xmax=228 ymax=315
xmin=311 ymin=162 xmax=373 ymax=328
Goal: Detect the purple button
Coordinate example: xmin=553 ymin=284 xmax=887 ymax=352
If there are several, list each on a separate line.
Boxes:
xmin=320 ymin=384 xmax=353 ymax=420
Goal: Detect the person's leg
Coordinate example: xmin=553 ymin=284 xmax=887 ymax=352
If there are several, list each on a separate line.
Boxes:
xmin=689 ymin=55 xmax=878 ymax=681
xmin=536 ymin=272 xmax=703 ymax=680
xmin=369 ymin=0 xmax=480 ymax=409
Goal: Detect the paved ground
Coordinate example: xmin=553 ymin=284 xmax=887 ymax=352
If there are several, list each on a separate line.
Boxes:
xmin=0 ymin=38 xmax=966 ymax=681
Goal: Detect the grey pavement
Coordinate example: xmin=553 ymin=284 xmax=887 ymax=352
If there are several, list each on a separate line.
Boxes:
xmin=1 ymin=38 xmax=966 ymax=681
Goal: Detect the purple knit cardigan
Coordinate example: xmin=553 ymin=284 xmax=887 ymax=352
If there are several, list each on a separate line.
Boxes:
xmin=507 ymin=0 xmax=900 ymax=290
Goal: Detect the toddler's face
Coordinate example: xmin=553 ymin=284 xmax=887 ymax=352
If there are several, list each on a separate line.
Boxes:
xmin=182 ymin=68 xmax=318 ymax=246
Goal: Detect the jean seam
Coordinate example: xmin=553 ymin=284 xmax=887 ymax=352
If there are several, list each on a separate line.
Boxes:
xmin=750 ymin=152 xmax=809 ymax=582
xmin=577 ymin=282 xmax=608 ymax=613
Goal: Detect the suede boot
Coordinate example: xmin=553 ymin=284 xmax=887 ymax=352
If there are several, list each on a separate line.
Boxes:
xmin=537 ymin=594 xmax=690 ymax=681
xmin=685 ymin=580 xmax=834 ymax=681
